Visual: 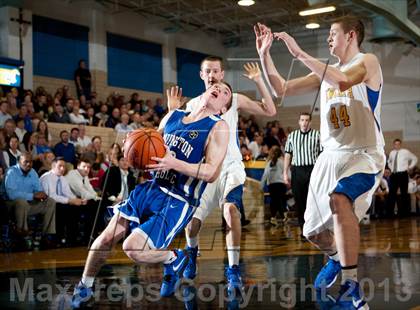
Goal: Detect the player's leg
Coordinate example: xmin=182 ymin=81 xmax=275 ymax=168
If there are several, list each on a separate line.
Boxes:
xmin=183 ymin=182 xmax=219 ymax=279
xmin=223 ymin=186 xmax=244 ymax=295
xmin=332 ymin=150 xmax=385 ymax=309
xmin=72 ymin=213 xmax=129 ymax=308
xmin=304 ymin=152 xmax=341 ymax=290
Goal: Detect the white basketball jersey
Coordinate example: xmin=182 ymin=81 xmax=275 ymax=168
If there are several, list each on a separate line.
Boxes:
xmin=186 ymin=93 xmax=243 ymax=165
xmin=320 ymin=52 xmax=385 ymax=151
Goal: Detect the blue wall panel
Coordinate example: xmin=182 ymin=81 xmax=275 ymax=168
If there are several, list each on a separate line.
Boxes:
xmin=176 ymin=48 xmax=209 ymax=98
xmin=32 ymin=15 xmax=89 ymax=80
xmin=107 ymin=33 xmax=163 ymax=93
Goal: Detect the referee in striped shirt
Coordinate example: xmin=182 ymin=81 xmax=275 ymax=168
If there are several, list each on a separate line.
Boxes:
xmin=284 ymin=112 xmax=321 ymax=235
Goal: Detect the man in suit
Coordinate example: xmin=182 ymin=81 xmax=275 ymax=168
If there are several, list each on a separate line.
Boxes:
xmin=101 ymin=156 xmax=136 ymax=225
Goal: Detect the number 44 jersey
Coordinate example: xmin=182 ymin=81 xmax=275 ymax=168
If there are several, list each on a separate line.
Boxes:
xmin=320 ymin=52 xmax=385 ymax=151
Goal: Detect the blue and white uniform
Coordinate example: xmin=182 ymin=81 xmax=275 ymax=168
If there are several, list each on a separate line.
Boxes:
xmin=186 ymin=93 xmax=247 ymax=221
xmin=304 ymin=52 xmax=386 ymax=237
xmin=116 ymin=110 xmax=221 ymax=249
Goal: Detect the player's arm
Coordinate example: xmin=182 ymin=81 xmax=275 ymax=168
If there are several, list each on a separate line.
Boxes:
xmin=148 ymin=120 xmax=229 ymax=182
xmin=157 ymin=111 xmax=175 ymax=134
xmin=255 ymin=23 xmax=320 ymax=97
xmin=237 ymin=62 xmax=276 ymax=117
xmin=274 ymin=32 xmax=381 ymax=91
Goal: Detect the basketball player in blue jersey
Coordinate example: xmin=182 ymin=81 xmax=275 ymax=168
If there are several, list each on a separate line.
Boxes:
xmin=71 ymin=82 xmax=231 ymax=307
xmin=256 ymin=17 xmax=385 ymax=309
xmin=168 ymin=58 xmax=276 ymax=295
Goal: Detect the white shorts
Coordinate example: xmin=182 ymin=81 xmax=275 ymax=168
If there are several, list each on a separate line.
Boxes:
xmin=193 ymin=160 xmax=246 ymax=222
xmin=303 ymin=147 xmax=385 ymax=237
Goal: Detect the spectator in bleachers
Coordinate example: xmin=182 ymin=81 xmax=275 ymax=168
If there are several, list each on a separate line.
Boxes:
xmin=35 ymin=135 xmax=52 ymax=155
xmin=129 ymin=112 xmax=144 ymax=130
xmin=95 ymin=104 xmax=109 ymax=126
xmin=264 ymin=126 xmax=281 ymax=148
xmin=40 ymin=157 xmax=86 ymax=246
xmin=13 ymin=105 xmax=32 ymax=133
xmin=154 ymin=97 xmax=166 ymax=117
xmin=3 ymin=136 xmax=21 ymax=169
xmin=115 ymin=113 xmax=132 ymax=133
xmin=102 ymin=155 xmax=136 ymax=205
xmin=241 ymin=144 xmax=252 ymax=161
xmin=21 ymin=132 xmax=38 ymax=155
xmin=26 ymin=101 xmax=35 ymax=119
xmin=89 ymin=162 xmax=105 ymax=192
xmin=34 ymin=92 xmax=49 ymax=118
xmin=70 ymin=105 xmax=88 ymax=125
xmin=37 ymin=151 xmax=55 ymax=176
xmin=257 ymin=144 xmax=269 ymax=160
xmin=64 ymin=98 xmax=74 ymax=114
xmin=85 ymin=107 xmax=99 ymax=126
xmin=83 ymin=136 xmax=104 ymax=165
xmin=69 ymin=127 xmax=79 ymax=145
xmin=0 ymin=100 xmax=12 ymax=128
xmin=248 ymin=132 xmax=264 ymax=159
xmin=66 ymin=157 xmax=99 ymax=238
xmin=49 ymin=101 xmax=70 ymax=124
xmin=35 ymin=120 xmax=52 ymax=146
xmin=105 ymin=107 xmax=120 ymax=128
xmin=54 ymin=130 xmax=76 ymax=165
xmin=6 ymin=92 xmax=18 ymax=116
xmin=3 ymin=119 xmax=16 ymax=140
xmin=77 ymin=124 xmax=91 ymax=149
xmin=74 ymin=59 xmax=92 ymax=101
xmin=106 ymin=143 xmax=122 ymax=168
xmin=129 ymin=92 xmax=140 ymax=106
xmin=61 ymin=85 xmax=72 ymax=105
xmin=387 ymin=139 xmax=418 ymax=217
xmin=4 ymin=152 xmax=56 ymax=242
xmin=14 ymin=118 xmax=27 ymax=143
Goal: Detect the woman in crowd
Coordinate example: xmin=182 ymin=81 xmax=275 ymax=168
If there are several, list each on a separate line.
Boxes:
xmin=260 ymin=146 xmax=288 ymax=226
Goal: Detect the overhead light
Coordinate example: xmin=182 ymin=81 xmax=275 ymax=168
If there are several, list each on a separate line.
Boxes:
xmin=299 ymin=6 xmax=336 ymax=16
xmin=238 ymin=0 xmax=255 ymax=6
xmin=306 ymin=22 xmax=320 ymax=29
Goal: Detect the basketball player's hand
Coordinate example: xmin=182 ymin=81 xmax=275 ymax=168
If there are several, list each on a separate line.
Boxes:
xmin=166 ymin=86 xmax=184 ymax=111
xmin=147 ymin=146 xmax=177 ymax=172
xmin=254 ymin=23 xmax=273 ymax=55
xmin=243 ymin=62 xmax=262 ymax=82
xmin=273 ymin=32 xmax=303 ymax=58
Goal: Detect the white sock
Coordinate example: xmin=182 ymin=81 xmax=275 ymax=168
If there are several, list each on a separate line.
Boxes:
xmin=328 ymin=252 xmax=340 ymax=262
xmin=81 ymin=276 xmax=95 ymax=288
xmin=227 ymin=246 xmax=240 ymax=267
xmin=163 ymin=250 xmax=177 ymax=265
xmin=186 ymin=236 xmax=198 ymax=248
xmin=341 ymin=266 xmax=358 ymax=284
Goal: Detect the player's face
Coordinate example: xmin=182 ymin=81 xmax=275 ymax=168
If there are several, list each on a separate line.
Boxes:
xmin=327 ymin=23 xmax=350 ymax=57
xmin=200 ymin=61 xmax=225 ymax=89
xmin=204 ymin=83 xmax=232 ymax=114
xmin=298 ymin=115 xmax=311 ymax=132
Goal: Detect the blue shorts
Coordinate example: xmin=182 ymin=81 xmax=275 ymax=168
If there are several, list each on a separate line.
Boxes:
xmin=115 ymin=181 xmax=195 ymax=249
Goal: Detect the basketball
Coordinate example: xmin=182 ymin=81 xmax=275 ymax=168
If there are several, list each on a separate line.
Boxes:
xmin=123 ymin=128 xmax=166 ymax=170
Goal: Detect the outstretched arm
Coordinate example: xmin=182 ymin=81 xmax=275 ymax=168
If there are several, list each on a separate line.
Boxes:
xmin=274 ymin=32 xmax=382 ymax=91
xmin=255 ymin=23 xmax=320 ymax=98
xmin=148 ymin=120 xmax=229 ymax=182
xmin=237 ymin=62 xmax=276 ymax=117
